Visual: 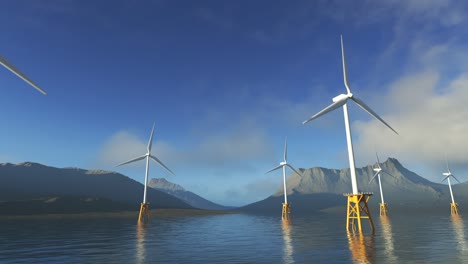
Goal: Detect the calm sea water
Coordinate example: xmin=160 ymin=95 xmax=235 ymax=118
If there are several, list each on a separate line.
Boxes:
xmin=0 ymin=211 xmax=467 ymax=263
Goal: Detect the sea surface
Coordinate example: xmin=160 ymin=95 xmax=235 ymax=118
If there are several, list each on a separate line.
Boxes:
xmin=0 ymin=210 xmax=467 ymax=263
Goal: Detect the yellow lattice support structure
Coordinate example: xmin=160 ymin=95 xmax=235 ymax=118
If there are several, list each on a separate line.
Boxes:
xmin=345 ymin=193 xmax=374 ymax=233
xmin=282 ymin=203 xmax=290 ymax=219
xmin=138 ymin=203 xmax=150 ymax=223
xmin=451 ymin=203 xmax=459 ymax=215
xmin=380 ymin=203 xmax=388 ymax=216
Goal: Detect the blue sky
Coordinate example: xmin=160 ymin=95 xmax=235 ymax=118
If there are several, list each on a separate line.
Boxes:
xmin=1 ymin=0 xmax=468 ymax=206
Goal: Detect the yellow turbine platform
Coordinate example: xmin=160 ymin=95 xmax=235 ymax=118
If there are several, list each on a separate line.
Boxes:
xmin=380 ymin=203 xmax=388 ymax=216
xmin=451 ymin=203 xmax=459 ymax=215
xmin=282 ymin=203 xmax=291 ymax=219
xmin=345 ymin=193 xmax=374 ymax=233
xmin=138 ymin=203 xmax=150 ymax=223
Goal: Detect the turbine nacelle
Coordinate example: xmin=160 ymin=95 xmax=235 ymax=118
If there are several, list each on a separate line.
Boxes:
xmin=332 ymin=93 xmax=351 ymax=103
xmin=280 ymin=161 xmax=287 ymax=166
xmin=373 ymin=167 xmax=382 ymax=173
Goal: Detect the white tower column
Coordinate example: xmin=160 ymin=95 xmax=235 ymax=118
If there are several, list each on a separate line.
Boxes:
xmin=378 ymin=174 xmax=384 ymax=204
xmin=143 ymin=155 xmax=150 ymax=204
xmin=448 ymin=177 xmax=455 ymax=204
xmin=283 ymin=165 xmax=288 ymax=204
xmin=342 ymin=103 xmax=358 ymax=194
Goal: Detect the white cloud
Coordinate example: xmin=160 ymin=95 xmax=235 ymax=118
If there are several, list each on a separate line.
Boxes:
xmin=96 ymin=118 xmax=273 ymax=175
xmin=95 ymin=131 xmax=147 ymax=167
xmin=354 ymin=64 xmax=468 ymax=181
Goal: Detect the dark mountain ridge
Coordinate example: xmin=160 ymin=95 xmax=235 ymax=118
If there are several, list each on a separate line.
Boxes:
xmin=0 ymin=162 xmax=192 ymax=213
xmin=148 ymin=178 xmax=230 ymax=210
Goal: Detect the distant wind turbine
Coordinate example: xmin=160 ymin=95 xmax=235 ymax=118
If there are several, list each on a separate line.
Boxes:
xmin=116 ymin=123 xmax=175 ymax=222
xmin=302 ymin=35 xmax=398 ymax=233
xmin=266 ymin=138 xmax=300 ymax=218
xmin=368 ymin=153 xmax=395 ymax=216
xmin=0 ymin=54 xmax=46 ymax=94
xmin=442 ymin=159 xmax=461 ymax=215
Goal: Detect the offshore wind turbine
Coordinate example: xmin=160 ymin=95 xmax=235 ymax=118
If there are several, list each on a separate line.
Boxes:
xmin=0 ymin=54 xmax=46 ymax=94
xmin=302 ymin=35 xmax=398 ymax=233
xmin=266 ymin=138 xmax=300 ymax=219
xmin=442 ymin=160 xmax=461 ymax=215
xmin=368 ymin=153 xmax=395 ymax=216
xmin=116 ymin=123 xmax=175 ymax=223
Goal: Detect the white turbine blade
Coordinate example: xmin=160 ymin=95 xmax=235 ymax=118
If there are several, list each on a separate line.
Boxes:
xmin=452 ymin=175 xmax=462 ymax=184
xmin=303 ymin=99 xmax=346 ymax=125
xmin=286 ymin=164 xmax=301 ymax=176
xmin=442 ymin=175 xmax=450 ymax=182
xmin=350 ymin=96 xmax=399 ymax=135
xmin=147 ymin=123 xmax=156 ymax=153
xmin=115 ymin=154 xmax=146 ymax=167
xmin=266 ymin=164 xmax=283 ymax=174
xmin=445 ymin=158 xmax=450 ymax=173
xmin=0 ymin=54 xmax=47 ymax=95
xmin=150 ymin=155 xmax=176 ymax=176
xmin=284 ymin=137 xmax=288 ymax=161
xmin=376 ymin=152 xmax=382 ymax=169
xmin=368 ymin=171 xmax=379 ymax=184
xmin=341 ymin=35 xmax=351 ymax=94
xmin=382 ymin=170 xmax=396 ymax=179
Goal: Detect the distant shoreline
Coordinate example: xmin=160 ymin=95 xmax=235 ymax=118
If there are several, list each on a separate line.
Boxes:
xmin=0 ymin=208 xmax=236 ymax=220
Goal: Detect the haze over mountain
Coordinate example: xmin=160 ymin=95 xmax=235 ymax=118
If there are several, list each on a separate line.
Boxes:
xmin=148 ymin=178 xmax=230 ymax=210
xmin=241 ymin=158 xmax=467 ymax=213
xmin=0 ymin=162 xmax=192 ymax=214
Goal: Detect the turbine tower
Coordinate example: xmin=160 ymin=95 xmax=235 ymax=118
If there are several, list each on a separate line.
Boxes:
xmin=266 ymin=138 xmax=300 ymax=219
xmin=116 ymin=123 xmax=175 ymax=223
xmin=368 ymin=154 xmax=395 ymax=216
xmin=442 ymin=160 xmax=461 ymax=215
xmin=303 ymin=35 xmax=398 ymax=233
xmin=0 ymin=54 xmax=46 ymax=94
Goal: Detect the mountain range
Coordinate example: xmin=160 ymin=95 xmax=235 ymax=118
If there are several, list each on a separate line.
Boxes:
xmin=240 ymin=158 xmax=468 ymax=214
xmin=0 ymin=162 xmax=192 ymax=215
xmin=148 ymin=178 xmax=229 ymax=210
xmin=1 ymin=158 xmax=467 ymax=215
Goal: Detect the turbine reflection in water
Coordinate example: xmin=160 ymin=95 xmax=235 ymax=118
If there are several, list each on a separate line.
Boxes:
xmin=281 ymin=218 xmax=294 ymax=264
xmin=451 ymin=215 xmax=467 ymax=253
xmin=346 ymin=232 xmax=375 ymax=264
xmin=136 ymin=223 xmax=147 ymax=264
xmin=380 ymin=216 xmax=398 ymax=263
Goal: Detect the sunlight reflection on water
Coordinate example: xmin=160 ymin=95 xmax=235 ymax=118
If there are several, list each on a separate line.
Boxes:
xmin=1 ymin=212 xmax=468 ymax=263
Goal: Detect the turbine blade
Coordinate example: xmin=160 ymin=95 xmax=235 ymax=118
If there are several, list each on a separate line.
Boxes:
xmin=382 ymin=170 xmax=396 ymax=179
xmin=286 ymin=164 xmax=301 ymax=176
xmin=341 ymin=35 xmax=351 ymax=94
xmin=0 ymin=54 xmax=47 ymax=95
xmin=115 ymin=154 xmax=146 ymax=167
xmin=150 ymin=155 xmax=176 ymax=176
xmin=303 ymin=99 xmax=346 ymax=125
xmin=376 ymin=152 xmax=381 ymax=167
xmin=284 ymin=137 xmax=288 ymax=161
xmin=368 ymin=171 xmax=379 ymax=184
xmin=452 ymin=175 xmax=462 ymax=184
xmin=351 ymin=96 xmax=398 ymax=135
xmin=442 ymin=175 xmax=450 ymax=182
xmin=148 ymin=123 xmax=156 ymax=153
xmin=266 ymin=164 xmax=283 ymax=174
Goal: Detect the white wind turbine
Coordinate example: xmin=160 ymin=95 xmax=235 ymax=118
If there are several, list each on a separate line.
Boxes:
xmin=369 ymin=153 xmax=395 ymax=215
xmin=0 ymin=54 xmax=46 ymax=94
xmin=116 ymin=123 xmax=175 ymax=205
xmin=266 ymin=138 xmax=300 ymax=206
xmin=302 ymin=35 xmax=398 ymax=195
xmin=368 ymin=153 xmax=395 ymax=205
xmin=442 ymin=160 xmax=461 ymax=207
